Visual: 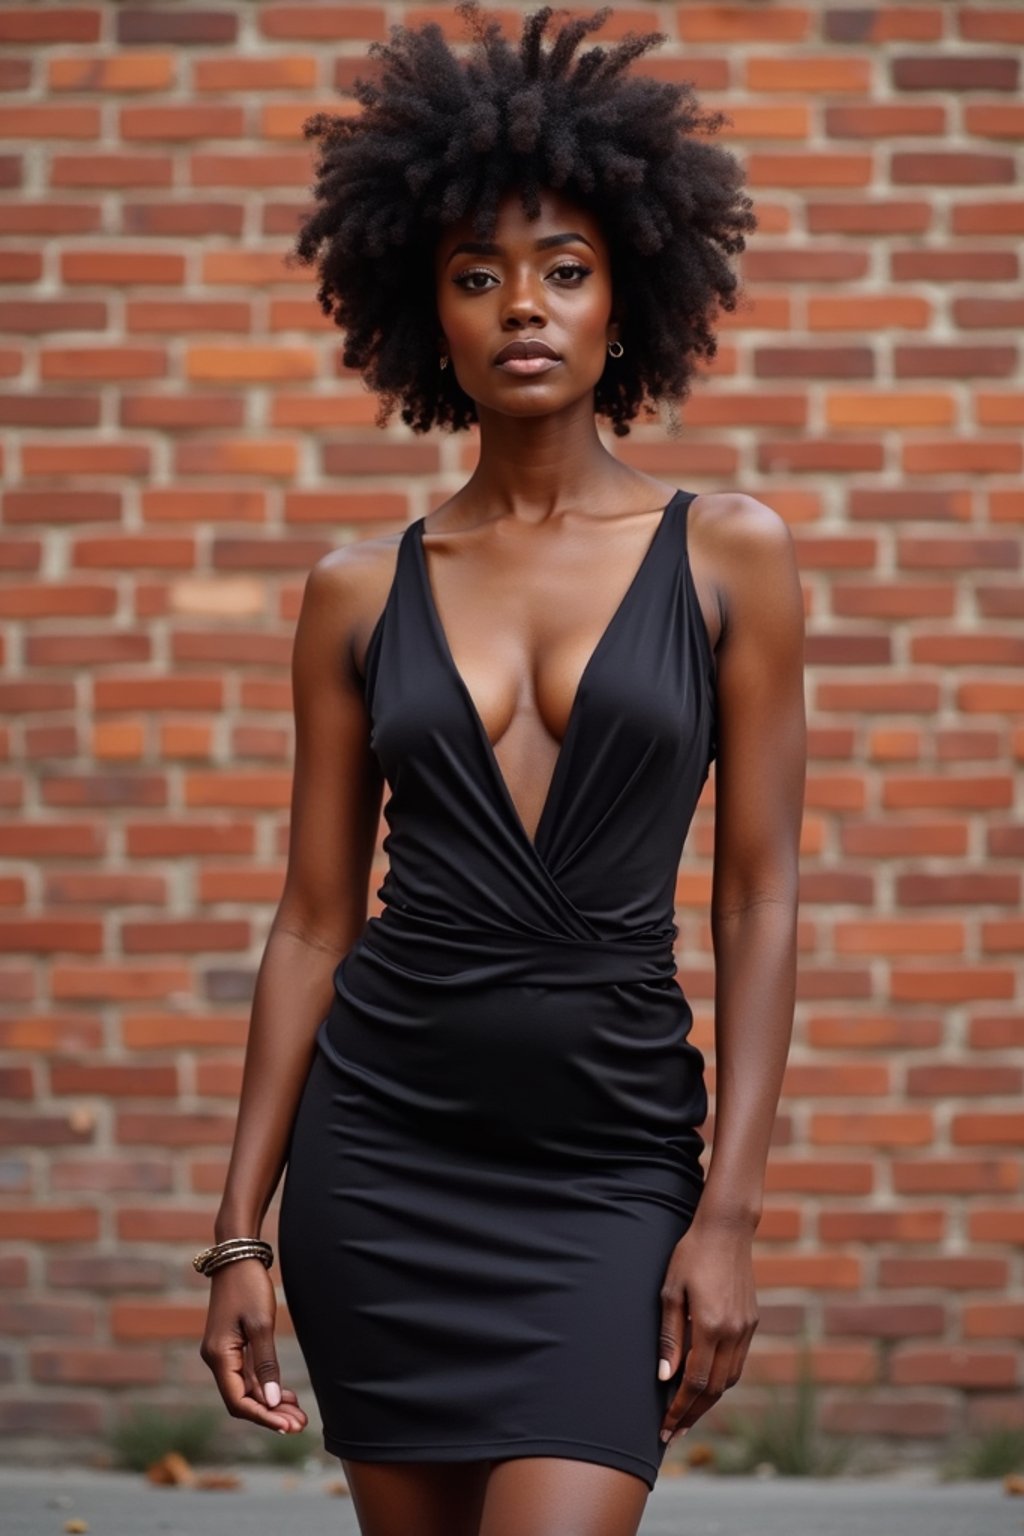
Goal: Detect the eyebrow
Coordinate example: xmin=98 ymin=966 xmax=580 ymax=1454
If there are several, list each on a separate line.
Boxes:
xmin=444 ymin=231 xmax=597 ymax=267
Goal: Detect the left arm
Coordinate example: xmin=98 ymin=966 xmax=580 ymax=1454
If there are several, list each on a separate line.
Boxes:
xmin=657 ymin=493 xmax=807 ymax=1443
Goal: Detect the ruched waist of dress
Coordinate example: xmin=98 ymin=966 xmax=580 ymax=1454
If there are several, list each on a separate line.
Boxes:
xmin=339 ymin=906 xmax=681 ymax=991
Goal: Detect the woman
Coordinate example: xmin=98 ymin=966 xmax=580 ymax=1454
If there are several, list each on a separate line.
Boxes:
xmin=197 ymin=6 xmax=806 ymax=1534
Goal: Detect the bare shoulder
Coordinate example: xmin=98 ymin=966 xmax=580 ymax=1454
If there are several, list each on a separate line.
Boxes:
xmin=298 ymin=525 xmax=408 ymax=682
xmin=691 ymin=490 xmax=795 ymax=564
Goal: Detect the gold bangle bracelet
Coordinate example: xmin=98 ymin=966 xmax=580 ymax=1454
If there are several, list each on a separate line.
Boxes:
xmin=193 ymin=1238 xmax=274 ymax=1277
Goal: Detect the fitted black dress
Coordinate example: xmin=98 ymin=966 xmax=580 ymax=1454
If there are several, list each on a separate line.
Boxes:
xmin=278 ymin=488 xmax=717 ymax=1490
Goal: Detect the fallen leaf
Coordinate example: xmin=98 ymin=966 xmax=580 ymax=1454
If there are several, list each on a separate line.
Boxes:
xmin=145 ymin=1451 xmax=195 ymax=1487
xmin=195 ymin=1472 xmax=242 ymax=1491
xmin=1003 ymin=1473 xmax=1024 ymax=1496
xmin=325 ymin=1478 xmax=351 ymax=1497
xmin=63 ymin=1522 xmax=89 ymax=1534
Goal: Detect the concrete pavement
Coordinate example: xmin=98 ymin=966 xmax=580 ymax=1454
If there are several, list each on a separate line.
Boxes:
xmin=1 ymin=1463 xmax=1020 ymax=1536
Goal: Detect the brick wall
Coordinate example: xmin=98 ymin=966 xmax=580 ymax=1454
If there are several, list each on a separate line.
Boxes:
xmin=1 ymin=1 xmax=1021 ymax=1463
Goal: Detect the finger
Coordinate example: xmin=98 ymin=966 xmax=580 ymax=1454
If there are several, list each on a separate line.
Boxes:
xmin=240 ymin=1340 xmax=307 ymax=1432
xmin=656 ymin=1288 xmax=689 ymax=1383
xmin=274 ymin=1387 xmax=310 ymax=1431
xmin=246 ymin=1315 xmax=284 ymax=1411
xmin=660 ymin=1328 xmax=717 ymax=1440
xmin=208 ymin=1333 xmax=293 ymax=1433
xmin=672 ymin=1339 xmax=735 ymax=1436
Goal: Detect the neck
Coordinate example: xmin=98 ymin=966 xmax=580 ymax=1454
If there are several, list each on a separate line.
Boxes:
xmin=458 ymin=393 xmax=638 ymax=524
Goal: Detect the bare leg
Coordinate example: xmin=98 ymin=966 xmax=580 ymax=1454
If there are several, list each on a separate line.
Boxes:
xmin=341 ymin=1457 xmax=490 ymax=1536
xmin=479 ymin=1455 xmax=650 ymax=1536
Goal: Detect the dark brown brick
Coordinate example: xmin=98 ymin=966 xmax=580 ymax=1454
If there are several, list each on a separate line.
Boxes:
xmin=894 ymin=345 xmax=1018 ymax=378
xmin=116 ymin=9 xmax=238 ymax=44
xmin=892 ymin=55 xmax=1019 ymax=91
xmin=752 ymin=347 xmax=872 ymax=379
xmin=892 ymin=152 xmax=1015 ymax=185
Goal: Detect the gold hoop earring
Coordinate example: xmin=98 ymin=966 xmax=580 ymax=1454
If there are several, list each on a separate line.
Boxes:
xmin=607 ymin=340 xmax=624 ymax=359
xmin=439 ymin=355 xmax=449 ymax=371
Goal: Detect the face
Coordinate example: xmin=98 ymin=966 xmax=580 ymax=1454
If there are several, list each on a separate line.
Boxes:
xmin=433 ymin=186 xmax=620 ymax=424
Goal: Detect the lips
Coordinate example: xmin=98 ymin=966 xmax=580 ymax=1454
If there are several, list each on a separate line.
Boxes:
xmin=493 ymin=338 xmax=561 ymax=365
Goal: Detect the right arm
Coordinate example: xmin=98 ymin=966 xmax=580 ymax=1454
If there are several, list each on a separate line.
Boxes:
xmin=213 ymin=552 xmax=385 ymax=1243
xmin=199 ymin=547 xmax=386 ymax=1434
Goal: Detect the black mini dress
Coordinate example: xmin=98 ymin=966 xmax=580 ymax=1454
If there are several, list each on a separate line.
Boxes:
xmin=278 ymin=488 xmax=717 ymax=1490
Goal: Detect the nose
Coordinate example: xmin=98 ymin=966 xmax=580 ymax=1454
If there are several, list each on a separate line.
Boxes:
xmin=500 ymin=267 xmax=548 ymax=329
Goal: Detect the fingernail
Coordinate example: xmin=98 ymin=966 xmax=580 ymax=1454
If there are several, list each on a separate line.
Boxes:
xmin=660 ymin=1428 xmax=672 ymax=1443
xmin=658 ymin=1357 xmax=672 ymax=1381
xmin=265 ymin=1381 xmax=282 ymax=1408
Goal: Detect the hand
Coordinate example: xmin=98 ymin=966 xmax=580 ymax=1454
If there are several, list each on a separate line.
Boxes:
xmin=198 ymin=1260 xmax=309 ymax=1436
xmin=656 ymin=1213 xmax=759 ymax=1446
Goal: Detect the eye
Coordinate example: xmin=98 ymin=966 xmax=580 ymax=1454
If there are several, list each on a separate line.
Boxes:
xmin=452 ymin=267 xmax=498 ymax=292
xmin=550 ymin=261 xmax=593 ymax=283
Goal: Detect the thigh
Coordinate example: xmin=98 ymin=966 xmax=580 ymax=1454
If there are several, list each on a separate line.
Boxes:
xmin=341 ymin=1457 xmax=490 ymax=1536
xmin=479 ymin=1455 xmax=650 ymax=1536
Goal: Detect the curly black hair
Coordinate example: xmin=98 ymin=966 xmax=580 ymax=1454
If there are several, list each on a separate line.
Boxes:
xmin=289 ymin=2 xmax=756 ymax=437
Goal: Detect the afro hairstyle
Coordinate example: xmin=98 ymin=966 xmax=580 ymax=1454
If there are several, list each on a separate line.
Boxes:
xmin=290 ymin=2 xmax=756 ymax=437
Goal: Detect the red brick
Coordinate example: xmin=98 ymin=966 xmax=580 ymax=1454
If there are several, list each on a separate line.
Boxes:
xmin=892 ymin=1158 xmax=1020 ymax=1195
xmin=824 ymin=1303 xmax=945 ymax=1338
xmin=783 ymin=1062 xmax=889 ymax=1096
xmin=825 ymin=8 xmax=944 ymax=42
xmin=822 ymin=1396 xmax=954 ymax=1437
xmin=908 ymin=1063 xmax=1022 ymax=1097
xmin=808 ymin=199 xmax=932 ymax=234
xmin=0 ymin=1301 xmax=95 ymax=1337
xmin=122 ymin=104 xmax=245 ymax=143
xmin=821 ymin=1208 xmax=946 ymax=1243
xmin=0 ymin=1399 xmax=102 ymax=1435
xmin=831 ymin=580 xmax=954 ymax=617
xmin=0 ymin=1208 xmax=99 ymax=1240
xmin=258 ymin=6 xmax=387 ymax=40
xmin=841 ymin=823 xmax=970 ymax=860
xmin=882 ymin=774 xmax=1012 ymax=810
xmin=807 ymin=1013 xmax=942 ymax=1051
xmin=826 ymin=103 xmax=946 ymax=137
xmin=809 ymin=294 xmax=931 ymax=329
xmin=889 ymin=1348 xmax=1018 ymax=1388
xmin=880 ymin=1257 xmax=1009 ymax=1288
xmin=112 ymin=1301 xmax=207 ymax=1339
xmin=116 ymin=1111 xmax=236 ymax=1146
xmin=0 ymin=105 xmax=100 ymax=139
xmin=970 ymin=1015 xmax=1024 ymax=1050
xmin=811 ymin=1111 xmax=934 ymax=1148
xmin=952 ymin=203 xmax=1024 ymax=236
xmin=31 ymin=1346 xmax=162 ymax=1385
xmin=890 ymin=151 xmax=1013 ymax=185
xmin=953 ymin=1115 xmax=1024 ymax=1147
xmin=891 ymin=968 xmax=1015 ymax=1003
xmin=754 ymin=1254 xmax=863 ymax=1289
xmin=897 ymin=872 xmax=1019 ymax=906
xmin=745 ymin=1342 xmax=877 ymax=1386
xmin=963 ymin=1304 xmax=1024 ymax=1340
xmin=49 ymin=1062 xmax=178 ymax=1097
xmin=892 ymin=55 xmax=1019 ymax=91
xmin=891 ymin=249 xmax=1018 ymax=282
xmin=116 ymin=9 xmax=238 ymax=44
xmin=764 ymin=1159 xmax=875 ymax=1194
xmin=969 ymin=1208 xmax=1024 ymax=1244
xmin=834 ymin=920 xmax=964 ymax=956
xmin=47 ymin=54 xmax=174 ymax=93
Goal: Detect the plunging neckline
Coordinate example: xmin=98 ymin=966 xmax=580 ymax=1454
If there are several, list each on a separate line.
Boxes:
xmin=413 ymin=491 xmax=683 ymax=859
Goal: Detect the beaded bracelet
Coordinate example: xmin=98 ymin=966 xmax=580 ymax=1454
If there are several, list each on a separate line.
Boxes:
xmin=193 ymin=1237 xmax=274 ymax=1277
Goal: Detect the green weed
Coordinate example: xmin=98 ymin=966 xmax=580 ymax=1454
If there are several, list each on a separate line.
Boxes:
xmin=108 ymin=1404 xmax=225 ymax=1471
xmin=941 ymin=1425 xmax=1024 ymax=1482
